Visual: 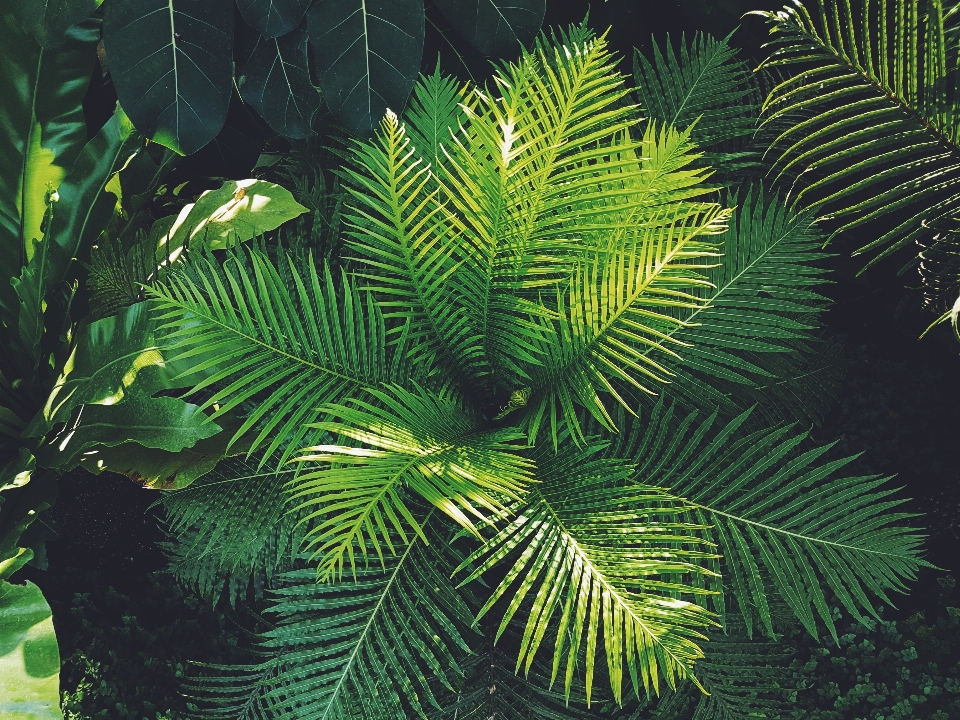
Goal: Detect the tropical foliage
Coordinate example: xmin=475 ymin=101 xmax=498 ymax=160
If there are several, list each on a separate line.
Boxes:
xmin=150 ymin=25 xmax=926 ymax=719
xmin=0 ymin=1 xmax=951 ymax=718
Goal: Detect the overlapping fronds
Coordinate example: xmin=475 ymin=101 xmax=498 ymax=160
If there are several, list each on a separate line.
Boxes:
xmin=520 ymin=121 xmax=728 ymax=443
xmin=458 ymin=442 xmax=717 ymax=706
xmin=637 ymin=184 xmax=837 ymax=423
xmin=160 ymin=455 xmax=303 ymax=607
xmin=403 ymin=65 xmax=466 ymax=163
xmin=756 ymin=0 xmax=960 ymax=268
xmin=608 ymin=400 xmax=928 ymax=642
xmin=186 ymin=526 xmax=475 ymax=720
xmin=634 ymin=32 xmax=761 ymax=167
xmin=147 ymin=248 xmax=417 ymax=466
xmin=289 ymin=383 xmax=535 ymax=581
xmin=652 ymin=616 xmax=793 ymax=720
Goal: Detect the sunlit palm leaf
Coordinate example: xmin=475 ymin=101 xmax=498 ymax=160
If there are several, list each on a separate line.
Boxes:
xmin=457 ymin=442 xmax=716 ymax=706
xmin=289 ymin=383 xmax=535 ymax=581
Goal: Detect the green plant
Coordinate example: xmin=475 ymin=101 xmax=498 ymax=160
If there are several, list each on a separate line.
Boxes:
xmin=10 ymin=0 xmax=546 ymax=153
xmin=149 ymin=27 xmax=928 ymax=718
xmin=754 ymin=0 xmax=960 ymax=336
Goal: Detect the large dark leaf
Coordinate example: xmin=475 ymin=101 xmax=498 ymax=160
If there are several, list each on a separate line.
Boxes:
xmin=236 ymin=0 xmax=311 ymax=39
xmin=306 ymin=0 xmax=424 ymax=134
xmin=433 ymin=0 xmax=544 ymax=57
xmin=0 ymin=14 xmax=97 ymax=330
xmin=13 ymin=0 xmax=101 ymax=48
xmin=238 ymin=25 xmax=321 ymax=138
xmin=103 ymin=0 xmax=234 ymax=154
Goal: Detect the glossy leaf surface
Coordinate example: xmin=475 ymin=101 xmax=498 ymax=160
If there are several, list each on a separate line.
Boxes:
xmin=236 ymin=0 xmax=311 ymax=38
xmin=433 ymin=0 xmax=545 ymax=57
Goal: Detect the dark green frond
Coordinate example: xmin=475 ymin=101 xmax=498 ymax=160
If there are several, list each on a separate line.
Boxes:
xmin=756 ymin=0 xmax=960 ymax=267
xmin=186 ymin=523 xmax=476 ymax=720
xmin=634 ymin=32 xmax=761 ymax=162
xmin=639 ymin=184 xmax=836 ymax=423
xmin=609 ymin=400 xmax=929 ymax=643
xmin=458 ymin=442 xmax=717 ymax=706
xmin=403 ymin=65 xmax=466 ymax=163
xmin=147 ymin=248 xmax=417 ymax=466
xmin=160 ymin=455 xmax=303 ymax=607
xmin=289 ymin=383 xmax=535 ymax=581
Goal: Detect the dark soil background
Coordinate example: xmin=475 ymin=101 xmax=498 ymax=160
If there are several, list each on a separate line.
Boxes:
xmin=18 ymin=0 xmax=960 ymax=715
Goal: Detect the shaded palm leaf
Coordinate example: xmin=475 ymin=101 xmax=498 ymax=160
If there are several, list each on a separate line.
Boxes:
xmin=608 ymin=400 xmax=929 ymax=642
xmin=289 ymin=383 xmax=535 ymax=581
xmin=186 ymin=522 xmax=476 ymax=720
xmin=755 ymin=0 xmax=960 ymax=269
xmin=457 ymin=441 xmax=717 ymax=706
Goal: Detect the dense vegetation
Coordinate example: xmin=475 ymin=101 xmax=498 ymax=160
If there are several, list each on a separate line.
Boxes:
xmin=1 ymin=1 xmax=959 ymax=719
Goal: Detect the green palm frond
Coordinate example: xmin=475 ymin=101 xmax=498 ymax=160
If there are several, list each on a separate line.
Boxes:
xmin=522 ymin=121 xmax=728 ymax=443
xmin=457 ymin=442 xmax=717 ymax=706
xmin=342 ymin=111 xmax=471 ymax=372
xmin=186 ymin=522 xmax=476 ymax=720
xmin=432 ymin=29 xmax=682 ymax=388
xmin=147 ymin=248 xmax=418 ymax=466
xmin=608 ymin=400 xmax=929 ymax=643
xmin=289 ymin=383 xmax=535 ymax=581
xmin=755 ymin=0 xmax=960 ymax=266
xmin=638 ymin=184 xmax=836 ymax=423
xmin=160 ymin=455 xmax=303 ymax=607
xmin=652 ymin=615 xmax=792 ymax=720
xmin=634 ymin=32 xmax=762 ymax=169
xmin=403 ymin=64 xmax=466 ymax=163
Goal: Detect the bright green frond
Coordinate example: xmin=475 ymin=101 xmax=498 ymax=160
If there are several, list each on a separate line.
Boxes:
xmin=403 ymin=64 xmax=466 ymax=163
xmin=433 ymin=30 xmax=656 ymax=387
xmin=612 ymin=400 xmax=929 ymax=643
xmin=288 ymin=383 xmax=535 ymax=581
xmin=160 ymin=455 xmax=303 ymax=607
xmin=457 ymin=442 xmax=717 ymax=706
xmin=522 ymin=121 xmax=728 ymax=444
xmin=343 ymin=111 xmax=476 ymax=374
xmin=147 ymin=248 xmax=416 ymax=466
xmin=756 ymin=0 xmax=960 ymax=265
xmin=634 ymin=32 xmax=761 ymax=157
xmin=186 ymin=524 xmax=476 ymax=720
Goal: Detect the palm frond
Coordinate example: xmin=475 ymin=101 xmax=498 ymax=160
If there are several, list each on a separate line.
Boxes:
xmin=652 ymin=615 xmax=793 ymax=720
xmin=403 ymin=64 xmax=466 ymax=163
xmin=637 ymin=184 xmax=836 ymax=424
xmin=634 ymin=32 xmax=762 ymax=169
xmin=756 ymin=0 xmax=960 ymax=267
xmin=147 ymin=247 xmax=418 ymax=466
xmin=186 ymin=522 xmax=476 ymax=720
xmin=288 ymin=383 xmax=535 ymax=581
xmin=520 ymin=120 xmax=728 ymax=444
xmin=160 ymin=455 xmax=303 ymax=607
xmin=608 ymin=400 xmax=929 ymax=643
xmin=457 ymin=441 xmax=717 ymax=706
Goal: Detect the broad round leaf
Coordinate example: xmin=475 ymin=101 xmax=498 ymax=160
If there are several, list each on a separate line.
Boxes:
xmin=306 ymin=0 xmax=424 ymax=134
xmin=12 ymin=0 xmax=101 ymax=48
xmin=237 ymin=25 xmax=321 ymax=139
xmin=433 ymin=0 xmax=545 ymax=57
xmin=236 ymin=0 xmax=311 ymax=39
xmin=0 ymin=580 xmax=60 ymax=720
xmin=103 ymin=0 xmax=234 ymax=155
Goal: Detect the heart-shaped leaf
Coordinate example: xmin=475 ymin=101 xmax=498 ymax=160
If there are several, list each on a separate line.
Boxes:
xmin=306 ymin=0 xmax=424 ymax=134
xmin=238 ymin=25 xmax=321 ymax=138
xmin=433 ymin=0 xmax=545 ymax=57
xmin=236 ymin=0 xmax=311 ymax=39
xmin=103 ymin=0 xmax=234 ymax=155
xmin=13 ymin=0 xmax=101 ymax=48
